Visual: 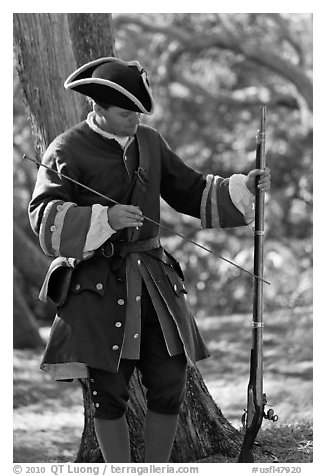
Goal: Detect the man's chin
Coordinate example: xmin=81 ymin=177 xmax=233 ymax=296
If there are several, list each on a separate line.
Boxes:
xmin=130 ymin=126 xmax=139 ymax=136
xmin=118 ymin=125 xmax=139 ymax=137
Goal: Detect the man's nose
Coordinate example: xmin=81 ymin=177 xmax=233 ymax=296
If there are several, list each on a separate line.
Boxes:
xmin=131 ymin=113 xmax=141 ymax=125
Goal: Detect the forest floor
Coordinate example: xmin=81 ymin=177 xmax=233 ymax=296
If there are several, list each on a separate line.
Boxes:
xmin=13 ymin=306 xmax=313 ymax=464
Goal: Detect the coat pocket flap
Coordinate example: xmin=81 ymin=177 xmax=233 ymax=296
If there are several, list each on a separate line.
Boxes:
xmin=70 ymin=268 xmax=107 ymax=295
xmin=39 ymin=257 xmax=75 ymax=306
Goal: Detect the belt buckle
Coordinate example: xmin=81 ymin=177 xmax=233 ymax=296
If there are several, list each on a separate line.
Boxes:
xmin=101 ymin=242 xmax=114 ymax=258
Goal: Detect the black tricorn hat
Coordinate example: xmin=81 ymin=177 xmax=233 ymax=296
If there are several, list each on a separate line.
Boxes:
xmin=64 ymin=57 xmax=154 ymax=114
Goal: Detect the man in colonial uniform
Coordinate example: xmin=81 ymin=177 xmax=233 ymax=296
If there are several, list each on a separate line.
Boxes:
xmin=29 ymin=57 xmax=271 ymax=463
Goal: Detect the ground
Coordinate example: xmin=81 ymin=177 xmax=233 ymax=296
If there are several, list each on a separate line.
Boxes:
xmin=13 ymin=306 xmax=312 ymax=463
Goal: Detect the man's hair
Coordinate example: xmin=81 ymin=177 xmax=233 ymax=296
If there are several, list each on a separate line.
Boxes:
xmin=87 ymin=97 xmax=112 ymax=110
xmin=95 ymin=100 xmax=112 ymax=110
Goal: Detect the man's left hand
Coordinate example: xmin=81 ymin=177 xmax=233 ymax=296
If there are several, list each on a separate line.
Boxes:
xmin=245 ymin=167 xmax=271 ymax=195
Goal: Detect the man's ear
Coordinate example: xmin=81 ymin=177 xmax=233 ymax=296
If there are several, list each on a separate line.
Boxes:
xmin=93 ymin=102 xmax=103 ymax=117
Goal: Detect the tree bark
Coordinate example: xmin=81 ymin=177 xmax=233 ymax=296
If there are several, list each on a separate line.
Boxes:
xmin=76 ymin=366 xmax=242 ymax=463
xmin=13 ymin=13 xmax=116 ymax=154
xmin=13 ymin=221 xmax=52 ymax=347
xmin=13 ymin=221 xmax=50 ymax=288
xmin=13 ymin=12 xmax=243 ymax=462
xmin=13 ymin=266 xmax=44 ymax=349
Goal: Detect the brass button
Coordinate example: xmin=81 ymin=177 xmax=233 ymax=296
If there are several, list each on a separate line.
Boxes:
xmin=95 ymin=403 xmax=100 ymax=408
xmin=117 ymin=299 xmax=125 ymax=305
xmin=133 ymin=333 xmax=140 ymax=339
xmin=115 ymin=322 xmax=122 ymax=328
xmin=112 ymin=345 xmax=119 ymax=351
xmin=96 ymin=282 xmax=104 ymax=291
xmin=56 ymin=204 xmax=63 ymax=211
xmin=75 ymin=283 xmax=81 ymax=291
xmin=135 ymin=296 xmax=141 ymax=302
xmin=50 ymin=225 xmax=56 ymax=232
xmin=92 ymin=390 xmax=97 ymax=396
xmin=137 ymin=259 xmax=141 ymax=265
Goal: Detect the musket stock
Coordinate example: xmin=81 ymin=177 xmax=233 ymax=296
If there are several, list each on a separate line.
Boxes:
xmin=238 ymin=106 xmax=278 ymax=463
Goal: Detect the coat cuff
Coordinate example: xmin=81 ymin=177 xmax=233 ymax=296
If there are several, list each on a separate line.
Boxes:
xmin=200 ymin=174 xmax=248 ymax=229
xmin=39 ymin=200 xmax=92 ymax=258
xmin=229 ymin=174 xmax=255 ymax=224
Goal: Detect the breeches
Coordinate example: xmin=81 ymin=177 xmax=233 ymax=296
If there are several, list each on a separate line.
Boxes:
xmin=88 ymin=286 xmax=187 ymax=420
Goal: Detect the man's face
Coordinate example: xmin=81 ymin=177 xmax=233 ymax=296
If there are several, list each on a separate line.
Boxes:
xmin=96 ymin=105 xmax=141 ymax=137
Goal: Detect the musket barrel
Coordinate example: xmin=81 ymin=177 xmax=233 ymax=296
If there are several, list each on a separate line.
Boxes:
xmin=252 ymin=105 xmax=266 ymax=401
xmin=238 ymin=106 xmax=268 ymax=463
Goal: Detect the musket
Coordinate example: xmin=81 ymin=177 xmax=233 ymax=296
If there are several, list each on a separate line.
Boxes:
xmin=24 ymin=154 xmax=270 ymax=284
xmin=238 ymin=106 xmax=278 ymax=463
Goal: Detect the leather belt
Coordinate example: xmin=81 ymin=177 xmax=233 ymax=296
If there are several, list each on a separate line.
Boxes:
xmin=98 ymin=236 xmax=160 ymax=259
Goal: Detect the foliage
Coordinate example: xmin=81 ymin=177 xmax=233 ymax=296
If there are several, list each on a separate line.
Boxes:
xmin=256 ymin=423 xmax=313 ymax=463
xmin=112 ymin=12 xmax=313 ymax=315
xmin=13 ymin=13 xmax=313 ymax=319
xmin=199 ymin=424 xmax=313 ymax=463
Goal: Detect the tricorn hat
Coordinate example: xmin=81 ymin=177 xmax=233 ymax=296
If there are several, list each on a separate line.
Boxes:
xmin=64 ymin=57 xmax=154 ymax=114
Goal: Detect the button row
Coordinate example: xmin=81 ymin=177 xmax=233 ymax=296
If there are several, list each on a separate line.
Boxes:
xmin=72 ymin=291 xmax=138 ymax=304
xmin=90 ymin=379 xmax=100 ymax=409
xmin=74 ymin=282 xmax=104 ymax=291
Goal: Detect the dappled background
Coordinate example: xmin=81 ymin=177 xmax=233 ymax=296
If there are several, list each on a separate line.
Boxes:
xmin=13 ymin=13 xmax=312 ymax=462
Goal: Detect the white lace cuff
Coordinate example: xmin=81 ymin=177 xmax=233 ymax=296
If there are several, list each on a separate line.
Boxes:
xmin=229 ymin=174 xmax=255 ymax=223
xmin=83 ymin=204 xmax=115 ymax=253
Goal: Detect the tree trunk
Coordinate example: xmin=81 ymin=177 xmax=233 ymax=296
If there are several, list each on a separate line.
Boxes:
xmin=13 ymin=222 xmax=52 ymax=347
xmin=13 ymin=266 xmax=44 ymax=349
xmin=13 ymin=221 xmax=50 ymax=288
xmin=13 ymin=13 xmax=116 ymax=152
xmin=76 ymin=366 xmax=242 ymax=463
xmin=13 ymin=12 xmax=242 ymax=462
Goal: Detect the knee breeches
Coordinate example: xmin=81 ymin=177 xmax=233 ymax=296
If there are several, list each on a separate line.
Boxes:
xmin=88 ymin=288 xmax=187 ymax=420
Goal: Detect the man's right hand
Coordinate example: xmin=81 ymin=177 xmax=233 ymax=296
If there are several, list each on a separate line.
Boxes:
xmin=107 ymin=204 xmax=144 ymax=231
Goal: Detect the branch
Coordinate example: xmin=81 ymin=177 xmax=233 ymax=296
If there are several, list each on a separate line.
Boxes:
xmin=169 ymin=74 xmax=299 ymax=111
xmin=163 ymin=43 xmax=299 ymax=111
xmin=113 ymin=14 xmax=312 ymax=111
xmin=113 ymin=14 xmax=194 ymax=43
xmin=266 ymin=13 xmax=305 ymax=66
